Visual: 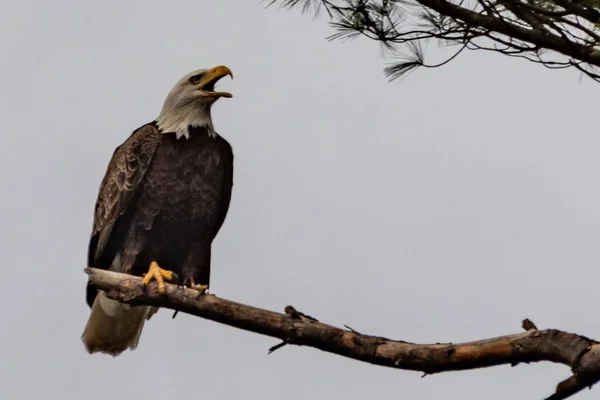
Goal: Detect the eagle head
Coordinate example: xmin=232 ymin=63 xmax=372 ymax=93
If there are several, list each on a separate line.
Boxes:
xmin=156 ymin=66 xmax=233 ymax=139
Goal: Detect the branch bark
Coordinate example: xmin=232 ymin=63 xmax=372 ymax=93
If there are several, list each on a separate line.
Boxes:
xmin=86 ymin=267 xmax=600 ymax=400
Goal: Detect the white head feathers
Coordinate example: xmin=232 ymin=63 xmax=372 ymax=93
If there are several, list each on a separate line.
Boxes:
xmin=155 ymin=66 xmax=233 ymax=139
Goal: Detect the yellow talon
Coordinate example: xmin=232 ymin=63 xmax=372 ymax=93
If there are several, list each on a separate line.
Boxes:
xmin=183 ymin=278 xmax=209 ymax=294
xmin=195 ymin=284 xmax=208 ymax=294
xmin=142 ymin=261 xmax=174 ymax=294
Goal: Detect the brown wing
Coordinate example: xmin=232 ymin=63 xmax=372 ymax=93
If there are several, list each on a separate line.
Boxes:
xmin=87 ymin=123 xmax=160 ymax=268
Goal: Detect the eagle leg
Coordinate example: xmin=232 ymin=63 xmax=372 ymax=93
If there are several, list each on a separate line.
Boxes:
xmin=142 ymin=261 xmax=174 ymax=294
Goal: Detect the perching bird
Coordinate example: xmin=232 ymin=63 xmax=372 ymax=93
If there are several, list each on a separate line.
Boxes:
xmin=81 ymin=66 xmax=235 ymax=356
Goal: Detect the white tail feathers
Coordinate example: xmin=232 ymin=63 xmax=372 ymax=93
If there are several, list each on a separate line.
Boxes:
xmin=81 ymin=291 xmax=158 ymax=356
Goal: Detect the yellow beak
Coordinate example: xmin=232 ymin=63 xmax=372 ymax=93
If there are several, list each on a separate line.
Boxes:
xmin=198 ymin=65 xmax=233 ymax=98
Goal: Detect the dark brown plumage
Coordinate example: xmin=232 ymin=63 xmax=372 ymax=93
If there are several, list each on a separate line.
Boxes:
xmin=86 ymin=122 xmax=233 ymax=306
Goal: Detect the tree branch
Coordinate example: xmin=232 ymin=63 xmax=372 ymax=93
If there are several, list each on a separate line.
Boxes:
xmin=413 ymin=0 xmax=600 ymax=65
xmin=268 ymin=0 xmax=600 ymax=81
xmin=86 ymin=267 xmax=600 ymax=399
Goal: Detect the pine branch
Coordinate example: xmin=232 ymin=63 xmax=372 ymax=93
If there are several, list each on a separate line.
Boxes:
xmin=85 ymin=267 xmax=600 ymax=399
xmin=267 ymin=0 xmax=600 ymax=81
xmin=414 ymin=0 xmax=600 ymax=64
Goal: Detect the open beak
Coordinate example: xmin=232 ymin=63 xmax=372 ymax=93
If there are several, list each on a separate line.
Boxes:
xmin=197 ymin=65 xmax=233 ymax=98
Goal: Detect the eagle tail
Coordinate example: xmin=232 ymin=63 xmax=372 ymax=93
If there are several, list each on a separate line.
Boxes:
xmin=81 ymin=291 xmax=158 ymax=356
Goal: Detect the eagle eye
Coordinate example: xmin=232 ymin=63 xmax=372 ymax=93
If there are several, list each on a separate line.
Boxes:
xmin=189 ymin=74 xmax=203 ymax=85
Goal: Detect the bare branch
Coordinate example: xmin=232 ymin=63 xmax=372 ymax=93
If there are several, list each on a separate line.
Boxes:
xmin=86 ymin=268 xmax=600 ymax=399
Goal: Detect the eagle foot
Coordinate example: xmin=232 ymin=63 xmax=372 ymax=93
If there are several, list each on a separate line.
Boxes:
xmin=142 ymin=261 xmax=174 ymax=294
xmin=193 ymin=284 xmax=208 ymax=296
xmin=182 ymin=278 xmax=209 ymax=296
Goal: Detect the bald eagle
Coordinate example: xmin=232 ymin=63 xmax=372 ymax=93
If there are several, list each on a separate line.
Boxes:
xmin=81 ymin=66 xmax=234 ymax=356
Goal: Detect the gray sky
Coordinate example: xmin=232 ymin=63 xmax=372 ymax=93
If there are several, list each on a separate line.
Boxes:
xmin=1 ymin=0 xmax=599 ymax=399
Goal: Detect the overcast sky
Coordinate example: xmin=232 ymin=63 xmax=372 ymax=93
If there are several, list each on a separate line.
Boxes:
xmin=1 ymin=1 xmax=599 ymax=399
